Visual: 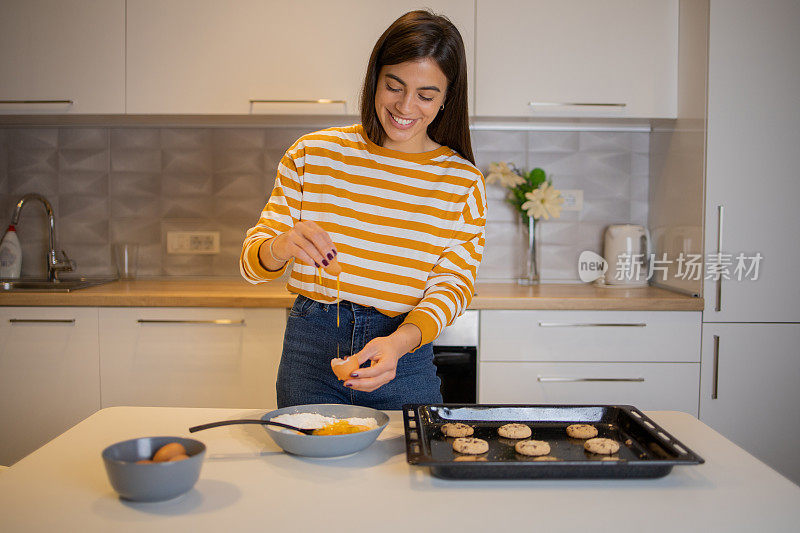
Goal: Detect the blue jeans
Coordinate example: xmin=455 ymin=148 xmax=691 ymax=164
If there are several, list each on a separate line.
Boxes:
xmin=276 ymin=295 xmax=442 ymax=409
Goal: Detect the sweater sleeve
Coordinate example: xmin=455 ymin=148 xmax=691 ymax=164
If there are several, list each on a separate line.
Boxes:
xmin=401 ymin=173 xmax=487 ymax=348
xmin=239 ymin=141 xmax=305 ymax=283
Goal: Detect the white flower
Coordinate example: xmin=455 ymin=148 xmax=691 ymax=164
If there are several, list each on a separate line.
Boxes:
xmin=485 ymin=161 xmax=525 ymax=188
xmin=521 ymin=182 xmax=565 ymax=220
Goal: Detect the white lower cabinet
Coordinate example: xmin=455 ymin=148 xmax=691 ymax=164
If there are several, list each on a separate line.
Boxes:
xmin=700 ymin=323 xmax=800 ymax=485
xmin=478 ymin=310 xmax=702 ymax=415
xmin=99 ymin=308 xmax=286 ymax=410
xmin=480 ymin=362 xmax=699 ymax=415
xmin=0 ymin=307 xmax=101 ymax=466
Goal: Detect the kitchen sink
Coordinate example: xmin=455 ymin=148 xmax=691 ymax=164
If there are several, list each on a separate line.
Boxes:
xmin=0 ymin=278 xmax=116 ymax=292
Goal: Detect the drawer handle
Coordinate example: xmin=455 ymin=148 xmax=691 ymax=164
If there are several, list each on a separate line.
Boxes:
xmin=249 ymin=98 xmax=347 ymax=113
xmin=0 ymin=99 xmax=74 ymax=105
xmin=9 ymin=318 xmax=75 ymax=324
xmin=538 ymin=322 xmax=646 ymax=328
xmin=528 ymin=101 xmax=626 ymax=108
xmin=537 ymin=376 xmax=645 ymax=383
xmin=137 ymin=319 xmax=245 ymax=326
xmin=715 ymin=205 xmax=724 ymax=312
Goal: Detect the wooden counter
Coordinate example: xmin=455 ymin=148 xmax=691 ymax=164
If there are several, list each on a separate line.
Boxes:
xmin=0 ymin=279 xmax=703 ymax=310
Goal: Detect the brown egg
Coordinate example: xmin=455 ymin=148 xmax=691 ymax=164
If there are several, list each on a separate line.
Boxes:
xmin=324 ymin=257 xmax=342 ymax=276
xmin=152 ymin=442 xmax=187 ymax=462
xmin=167 ymin=454 xmax=190 ymax=462
xmin=330 ymin=355 xmax=360 ymax=381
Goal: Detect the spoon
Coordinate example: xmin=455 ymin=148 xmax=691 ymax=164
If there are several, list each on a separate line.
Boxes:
xmin=189 ymin=419 xmax=316 ymax=435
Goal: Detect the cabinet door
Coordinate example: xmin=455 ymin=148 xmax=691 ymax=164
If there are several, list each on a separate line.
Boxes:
xmin=0 ymin=307 xmax=100 ymax=466
xmin=126 ymin=0 xmax=474 ymax=115
xmin=703 ymin=0 xmax=800 ymax=321
xmin=700 ymin=323 xmax=800 ymax=485
xmin=480 ymin=361 xmax=699 ymax=415
xmin=99 ymin=308 xmax=286 ymax=409
xmin=0 ymin=0 xmax=125 ymax=114
xmin=475 ymin=0 xmax=677 ymax=118
xmin=480 ymin=310 xmax=701 ymax=363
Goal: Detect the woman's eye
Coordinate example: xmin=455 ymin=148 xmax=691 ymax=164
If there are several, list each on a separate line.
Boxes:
xmin=418 ymin=94 xmax=434 ymax=102
xmin=386 ymin=85 xmax=401 ymax=92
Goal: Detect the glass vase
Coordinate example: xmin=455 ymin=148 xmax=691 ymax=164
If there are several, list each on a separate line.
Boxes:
xmin=519 ymin=216 xmax=540 ymax=285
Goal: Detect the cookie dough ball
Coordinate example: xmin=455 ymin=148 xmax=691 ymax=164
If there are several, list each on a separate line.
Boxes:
xmin=514 ymin=439 xmax=551 ymax=457
xmin=566 ymin=424 xmax=598 ymax=439
xmin=497 ymin=423 xmax=532 ymax=439
xmin=584 ymin=437 xmax=620 ymax=455
xmin=452 ymin=437 xmax=489 ymax=455
xmin=441 ymin=422 xmax=474 ymax=438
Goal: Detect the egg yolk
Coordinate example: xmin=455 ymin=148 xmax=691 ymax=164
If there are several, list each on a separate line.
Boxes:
xmin=312 ymin=420 xmax=371 ymax=435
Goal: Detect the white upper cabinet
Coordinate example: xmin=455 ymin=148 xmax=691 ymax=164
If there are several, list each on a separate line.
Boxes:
xmin=475 ymin=0 xmax=678 ymax=118
xmin=703 ymin=0 xmax=800 ymax=322
xmin=126 ymin=0 xmax=475 ymax=115
xmin=0 ymin=0 xmax=125 ymax=114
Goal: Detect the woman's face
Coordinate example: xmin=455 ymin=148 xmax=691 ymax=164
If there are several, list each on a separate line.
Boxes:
xmin=374 ymin=58 xmax=448 ymax=152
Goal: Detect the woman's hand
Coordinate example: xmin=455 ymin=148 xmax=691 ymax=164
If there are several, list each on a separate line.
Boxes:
xmin=345 ymin=324 xmax=422 ymax=392
xmin=259 ymin=221 xmax=338 ymax=271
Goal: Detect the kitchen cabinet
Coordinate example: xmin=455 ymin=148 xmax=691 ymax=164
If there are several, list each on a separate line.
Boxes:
xmin=702 ymin=0 xmax=800 ymax=322
xmin=125 ymin=0 xmax=475 ymax=115
xmin=0 ymin=0 xmax=125 ymax=114
xmin=474 ymin=0 xmax=678 ymax=118
xmin=98 ymin=308 xmax=286 ymax=409
xmin=479 ymin=310 xmax=701 ymax=415
xmin=0 ymin=307 xmax=100 ymax=466
xmin=700 ymin=324 xmax=800 ymax=485
xmin=698 ymin=0 xmax=800 ymax=487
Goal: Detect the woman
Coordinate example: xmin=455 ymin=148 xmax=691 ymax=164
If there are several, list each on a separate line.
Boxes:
xmin=240 ymin=10 xmax=486 ymax=409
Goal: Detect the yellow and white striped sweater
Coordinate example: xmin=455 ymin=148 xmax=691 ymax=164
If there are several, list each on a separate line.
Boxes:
xmin=240 ymin=124 xmax=486 ymax=347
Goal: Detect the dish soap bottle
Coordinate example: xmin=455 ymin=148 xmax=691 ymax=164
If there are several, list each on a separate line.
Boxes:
xmin=0 ymin=225 xmax=22 ymax=278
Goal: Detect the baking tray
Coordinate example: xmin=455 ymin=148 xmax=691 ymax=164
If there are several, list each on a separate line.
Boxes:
xmin=403 ymin=404 xmax=704 ymax=479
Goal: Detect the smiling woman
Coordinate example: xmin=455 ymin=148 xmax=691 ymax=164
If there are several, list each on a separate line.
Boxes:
xmin=240 ymin=10 xmax=486 ymax=411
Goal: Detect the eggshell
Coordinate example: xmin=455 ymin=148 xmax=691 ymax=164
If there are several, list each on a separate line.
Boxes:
xmin=331 ymin=355 xmax=360 ymax=381
xmin=152 ymin=442 xmax=187 ymax=462
xmin=167 ymin=454 xmax=190 ymax=462
xmin=324 ymin=258 xmax=342 ymax=276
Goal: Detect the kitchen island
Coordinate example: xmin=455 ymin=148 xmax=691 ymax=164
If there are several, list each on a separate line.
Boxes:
xmin=0 ymin=407 xmax=796 ymax=532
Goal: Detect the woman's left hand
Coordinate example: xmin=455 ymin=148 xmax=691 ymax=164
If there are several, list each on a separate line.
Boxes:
xmin=344 ymin=324 xmax=422 ymax=392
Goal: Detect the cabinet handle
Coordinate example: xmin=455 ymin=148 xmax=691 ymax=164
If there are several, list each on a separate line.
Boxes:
xmin=0 ymin=99 xmax=74 ymax=105
xmin=537 ymin=376 xmax=645 ymax=383
xmin=9 ymin=318 xmax=75 ymax=324
xmin=249 ymin=99 xmax=347 ymax=113
xmin=528 ymin=101 xmax=626 ymax=108
xmin=715 ymin=205 xmax=724 ymax=312
xmin=137 ymin=319 xmax=245 ymax=325
xmin=712 ymin=335 xmax=720 ymax=399
xmin=538 ymin=322 xmax=646 ymax=328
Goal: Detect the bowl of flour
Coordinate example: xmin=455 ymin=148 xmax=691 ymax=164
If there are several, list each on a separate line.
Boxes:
xmin=261 ymin=404 xmax=390 ymax=458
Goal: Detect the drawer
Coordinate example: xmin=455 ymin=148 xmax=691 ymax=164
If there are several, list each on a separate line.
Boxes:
xmin=480 ymin=310 xmax=700 ymax=363
xmin=479 ymin=361 xmax=699 ymax=415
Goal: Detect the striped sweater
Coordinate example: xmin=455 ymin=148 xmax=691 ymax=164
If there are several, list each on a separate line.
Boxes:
xmin=240 ymin=124 xmax=486 ymax=347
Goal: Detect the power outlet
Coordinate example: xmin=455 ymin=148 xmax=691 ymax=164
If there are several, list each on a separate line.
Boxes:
xmin=560 ymin=189 xmax=584 ymax=211
xmin=167 ymin=231 xmax=220 ymax=254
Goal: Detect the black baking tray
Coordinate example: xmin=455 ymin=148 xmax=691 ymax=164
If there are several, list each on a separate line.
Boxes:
xmin=402 ymin=404 xmax=704 ymax=479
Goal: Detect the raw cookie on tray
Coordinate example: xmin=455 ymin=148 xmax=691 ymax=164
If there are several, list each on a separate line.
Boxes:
xmin=452 ymin=437 xmax=489 ymax=455
xmin=565 ymin=424 xmax=598 ymax=439
xmin=441 ymin=422 xmax=474 ymax=438
xmin=497 ymin=423 xmax=532 ymax=439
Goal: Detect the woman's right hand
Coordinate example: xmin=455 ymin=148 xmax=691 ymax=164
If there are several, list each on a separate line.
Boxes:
xmin=259 ymin=221 xmax=338 ymax=271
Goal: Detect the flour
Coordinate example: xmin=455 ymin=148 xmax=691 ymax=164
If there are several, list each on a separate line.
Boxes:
xmin=271 ymin=413 xmax=378 ymax=433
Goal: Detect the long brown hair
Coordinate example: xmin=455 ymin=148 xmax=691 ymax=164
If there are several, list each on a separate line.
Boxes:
xmin=360 ymin=10 xmax=474 ymax=165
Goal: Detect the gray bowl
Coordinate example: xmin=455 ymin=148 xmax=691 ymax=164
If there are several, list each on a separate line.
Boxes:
xmin=262 ymin=404 xmax=390 ymax=458
xmin=102 ymin=436 xmax=206 ymax=502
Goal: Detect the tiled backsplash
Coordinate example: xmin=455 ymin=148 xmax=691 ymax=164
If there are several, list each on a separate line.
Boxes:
xmin=0 ymin=125 xmax=648 ymax=281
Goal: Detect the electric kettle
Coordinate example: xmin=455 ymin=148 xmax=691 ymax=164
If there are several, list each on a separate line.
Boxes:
xmin=602 ymin=224 xmax=650 ymax=286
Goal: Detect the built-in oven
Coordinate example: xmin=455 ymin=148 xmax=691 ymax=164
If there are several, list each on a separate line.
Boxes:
xmin=432 ymin=310 xmax=478 ymax=403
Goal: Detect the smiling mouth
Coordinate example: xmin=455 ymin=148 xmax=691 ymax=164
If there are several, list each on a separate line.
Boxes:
xmin=389 ymin=112 xmax=415 ymax=127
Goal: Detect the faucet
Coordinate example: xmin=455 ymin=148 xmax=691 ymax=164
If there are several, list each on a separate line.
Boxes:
xmin=11 ymin=193 xmax=75 ymax=281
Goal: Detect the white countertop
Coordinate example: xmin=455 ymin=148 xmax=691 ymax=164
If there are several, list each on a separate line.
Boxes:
xmin=1 ymin=407 xmax=798 ymax=532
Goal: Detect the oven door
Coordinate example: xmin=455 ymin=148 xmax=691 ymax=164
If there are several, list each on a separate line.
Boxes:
xmin=432 ymin=310 xmax=478 ymax=403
